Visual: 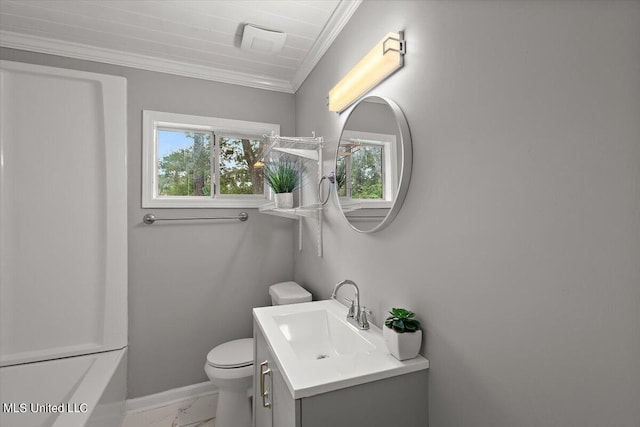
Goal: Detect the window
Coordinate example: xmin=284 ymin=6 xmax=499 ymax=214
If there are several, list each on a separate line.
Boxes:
xmin=143 ymin=111 xmax=279 ymax=208
xmin=336 ymin=130 xmax=398 ymax=207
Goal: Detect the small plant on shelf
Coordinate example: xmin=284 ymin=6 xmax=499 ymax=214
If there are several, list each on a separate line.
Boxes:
xmin=263 ymin=157 xmax=300 ymax=194
xmin=335 ymin=161 xmax=346 ymax=194
xmin=384 ymin=307 xmax=423 ymax=361
xmin=264 ymin=157 xmax=300 ymax=208
xmin=385 ymin=308 xmax=421 ymax=333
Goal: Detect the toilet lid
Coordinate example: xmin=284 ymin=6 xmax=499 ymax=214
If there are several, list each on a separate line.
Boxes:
xmin=206 ymin=338 xmax=253 ymax=368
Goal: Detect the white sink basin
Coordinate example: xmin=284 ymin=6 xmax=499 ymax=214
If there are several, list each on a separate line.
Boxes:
xmin=273 ymin=309 xmax=375 ymax=361
xmin=253 ymin=299 xmax=429 ymax=399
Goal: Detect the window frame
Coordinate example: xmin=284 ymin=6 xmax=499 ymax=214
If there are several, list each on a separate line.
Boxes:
xmin=338 ymin=130 xmax=398 ymax=208
xmin=142 ymin=110 xmax=279 ymax=208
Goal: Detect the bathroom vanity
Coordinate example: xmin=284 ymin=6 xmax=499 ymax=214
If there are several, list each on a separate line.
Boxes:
xmin=253 ymin=300 xmax=429 ymax=427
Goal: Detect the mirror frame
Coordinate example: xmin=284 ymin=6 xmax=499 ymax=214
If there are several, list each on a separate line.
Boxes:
xmin=335 ymin=96 xmax=412 ymax=233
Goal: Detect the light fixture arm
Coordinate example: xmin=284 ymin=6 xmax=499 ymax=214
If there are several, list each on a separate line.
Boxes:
xmin=382 ymin=32 xmax=405 ymax=55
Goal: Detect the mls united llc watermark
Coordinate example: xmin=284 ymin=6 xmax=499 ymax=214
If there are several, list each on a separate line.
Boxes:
xmin=2 ymin=402 xmax=89 ymax=414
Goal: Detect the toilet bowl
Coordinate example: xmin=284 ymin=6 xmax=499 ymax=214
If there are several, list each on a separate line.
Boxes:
xmin=205 ymin=281 xmax=311 ymax=427
xmin=204 ymin=338 xmax=254 ymax=427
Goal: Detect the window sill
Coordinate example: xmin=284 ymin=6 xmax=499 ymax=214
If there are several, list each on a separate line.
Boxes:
xmin=338 ymin=199 xmax=393 ymax=211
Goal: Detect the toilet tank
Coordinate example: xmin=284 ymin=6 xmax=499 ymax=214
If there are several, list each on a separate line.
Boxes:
xmin=269 ymin=282 xmax=312 ymax=305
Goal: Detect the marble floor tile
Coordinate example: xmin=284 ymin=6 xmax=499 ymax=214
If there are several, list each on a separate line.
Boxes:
xmin=121 ymin=394 xmax=216 ymax=427
xmin=182 ymin=419 xmax=215 ymax=427
xmin=175 ymin=394 xmax=216 ymax=426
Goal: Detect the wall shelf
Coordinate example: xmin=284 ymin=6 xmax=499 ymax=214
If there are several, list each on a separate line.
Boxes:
xmin=259 ymin=133 xmax=324 ymax=256
xmin=259 ymin=203 xmax=322 ymax=220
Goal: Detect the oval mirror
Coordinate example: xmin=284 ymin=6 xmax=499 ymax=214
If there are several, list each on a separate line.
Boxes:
xmin=335 ymin=96 xmax=412 ymax=233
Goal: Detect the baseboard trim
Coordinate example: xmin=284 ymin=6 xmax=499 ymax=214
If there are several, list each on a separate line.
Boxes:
xmin=126 ymin=381 xmax=217 ymax=414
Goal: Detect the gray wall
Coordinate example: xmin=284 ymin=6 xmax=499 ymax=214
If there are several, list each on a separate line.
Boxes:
xmin=294 ymin=1 xmax=640 ymax=427
xmin=0 ymin=48 xmax=296 ymax=398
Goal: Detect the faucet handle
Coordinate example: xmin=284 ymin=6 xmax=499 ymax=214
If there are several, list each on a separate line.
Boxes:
xmin=359 ymin=306 xmax=372 ymax=329
xmin=344 ymin=297 xmax=356 ymax=318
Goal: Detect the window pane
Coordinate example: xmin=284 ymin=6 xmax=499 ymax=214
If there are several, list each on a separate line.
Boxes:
xmin=350 ymin=145 xmax=383 ymax=199
xmin=157 ymin=129 xmax=211 ymax=196
xmin=218 ymin=136 xmax=265 ymax=195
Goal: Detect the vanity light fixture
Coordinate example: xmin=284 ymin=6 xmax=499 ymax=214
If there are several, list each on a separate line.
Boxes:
xmin=328 ymin=31 xmax=405 ymax=113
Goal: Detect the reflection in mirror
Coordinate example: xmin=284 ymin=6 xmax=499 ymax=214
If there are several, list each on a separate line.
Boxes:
xmin=335 ymin=96 xmax=412 ymax=233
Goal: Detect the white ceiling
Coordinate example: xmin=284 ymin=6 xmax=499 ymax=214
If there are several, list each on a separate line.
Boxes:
xmin=0 ymin=0 xmax=362 ymax=92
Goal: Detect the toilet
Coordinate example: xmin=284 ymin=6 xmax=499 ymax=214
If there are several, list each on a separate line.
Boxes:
xmin=204 ymin=281 xmax=311 ymax=427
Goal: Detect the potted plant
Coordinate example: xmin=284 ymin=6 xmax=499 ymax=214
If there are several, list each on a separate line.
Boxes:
xmin=264 ymin=158 xmax=300 ymax=209
xmin=383 ymin=307 xmax=422 ymax=361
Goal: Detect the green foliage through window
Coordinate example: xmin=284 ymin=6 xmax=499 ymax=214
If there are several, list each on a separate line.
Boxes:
xmin=219 ymin=137 xmax=264 ymax=195
xmin=337 ymin=144 xmax=383 ymax=199
xmin=157 ymin=130 xmax=264 ymax=197
xmin=158 ymin=130 xmax=211 ymax=196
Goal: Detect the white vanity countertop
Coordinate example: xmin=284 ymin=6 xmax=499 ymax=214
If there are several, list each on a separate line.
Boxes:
xmin=253 ymin=299 xmax=429 ymax=399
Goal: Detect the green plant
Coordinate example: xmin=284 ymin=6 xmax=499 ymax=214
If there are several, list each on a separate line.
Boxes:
xmin=263 ymin=158 xmax=300 ymax=193
xmin=385 ymin=308 xmax=421 ymax=333
xmin=335 ymin=161 xmax=346 ymax=191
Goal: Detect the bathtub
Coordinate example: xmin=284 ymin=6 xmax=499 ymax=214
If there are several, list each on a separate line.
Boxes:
xmin=0 ymin=348 xmax=127 ymax=427
xmin=0 ymin=60 xmax=128 ymax=427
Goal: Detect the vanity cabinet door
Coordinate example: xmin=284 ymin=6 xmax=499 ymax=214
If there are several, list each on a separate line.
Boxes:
xmin=254 ymin=324 xmax=272 ymax=427
xmin=254 ymin=323 xmax=299 ymax=427
xmin=271 ymin=361 xmax=299 ymax=427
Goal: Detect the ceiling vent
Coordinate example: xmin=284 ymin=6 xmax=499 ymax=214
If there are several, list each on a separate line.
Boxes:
xmin=240 ymin=24 xmax=286 ymax=54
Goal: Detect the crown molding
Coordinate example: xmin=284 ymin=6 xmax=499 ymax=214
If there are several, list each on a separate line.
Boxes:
xmin=0 ymin=1 xmax=361 ymax=94
xmin=0 ymin=30 xmax=294 ymax=93
xmin=290 ymin=0 xmax=362 ymax=92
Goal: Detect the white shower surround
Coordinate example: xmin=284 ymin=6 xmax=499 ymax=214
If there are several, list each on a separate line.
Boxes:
xmin=0 ymin=60 xmax=127 ymax=427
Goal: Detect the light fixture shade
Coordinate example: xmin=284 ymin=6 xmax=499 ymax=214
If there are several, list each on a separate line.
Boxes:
xmin=328 ymin=31 xmax=405 ymax=113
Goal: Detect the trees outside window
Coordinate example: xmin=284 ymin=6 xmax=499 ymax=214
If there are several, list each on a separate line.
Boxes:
xmin=156 ymin=132 xmax=265 ymax=197
xmin=142 ymin=110 xmax=279 ymax=208
xmin=337 ymin=143 xmax=384 ymax=200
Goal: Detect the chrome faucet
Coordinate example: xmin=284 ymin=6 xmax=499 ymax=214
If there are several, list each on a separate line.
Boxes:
xmin=331 ymin=279 xmax=370 ymax=330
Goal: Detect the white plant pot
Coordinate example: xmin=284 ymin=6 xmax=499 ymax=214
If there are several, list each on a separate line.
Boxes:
xmin=383 ymin=327 xmax=422 ymax=361
xmin=274 ymin=192 xmax=294 ymax=209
